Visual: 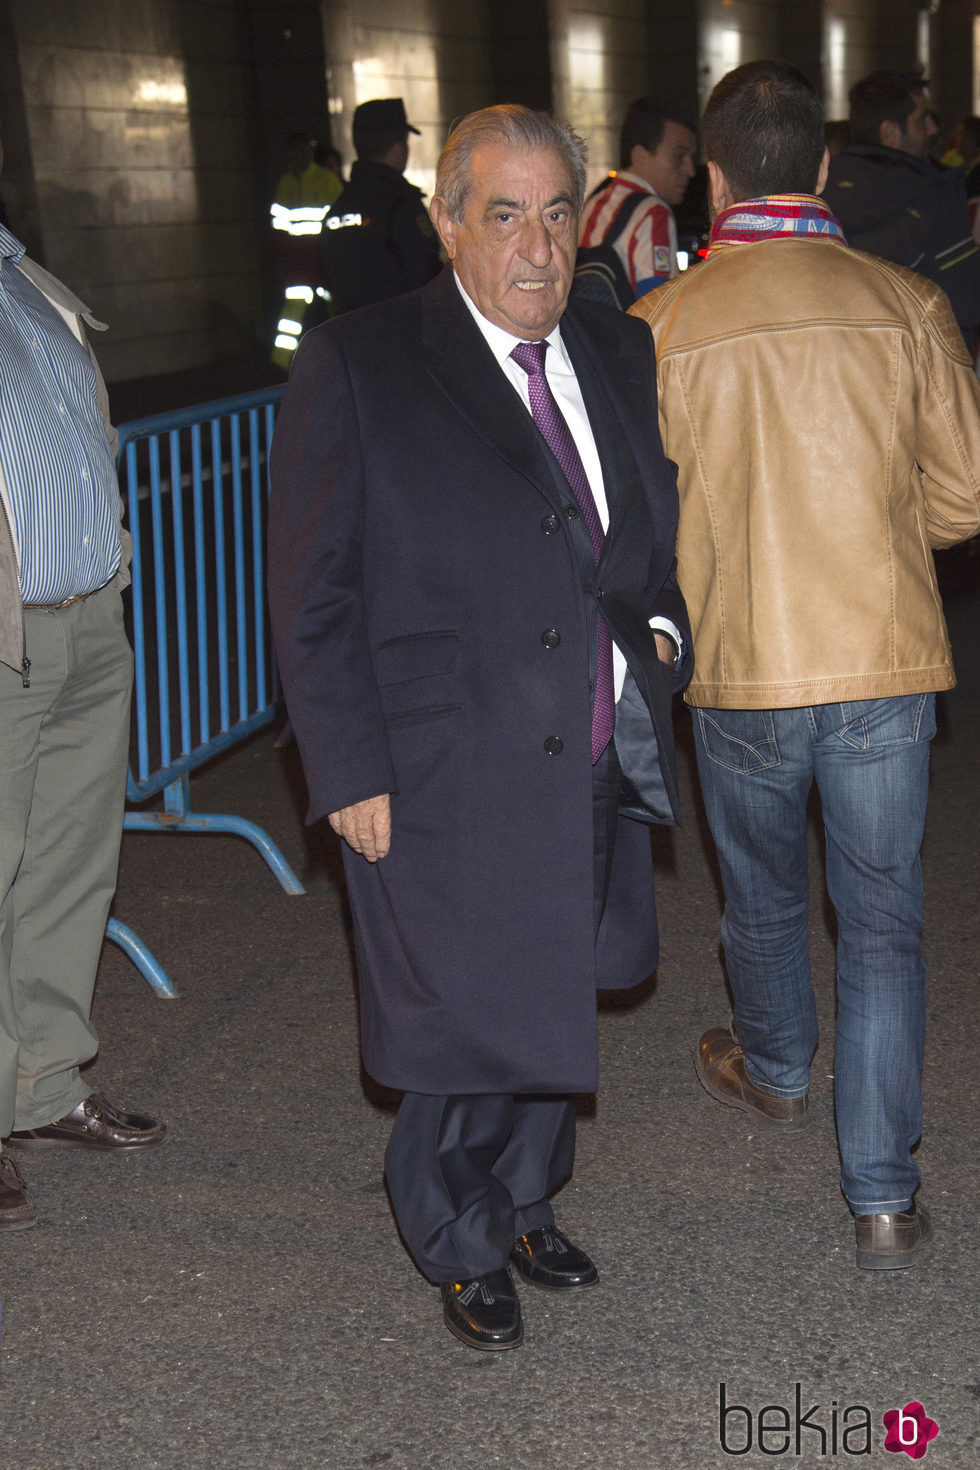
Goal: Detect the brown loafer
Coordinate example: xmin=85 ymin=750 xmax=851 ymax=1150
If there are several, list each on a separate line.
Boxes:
xmin=6 ymin=1091 xmax=167 ymax=1151
xmin=854 ymin=1205 xmax=932 ymax=1270
xmin=0 ymin=1152 xmax=38 ymax=1231
xmin=694 ymin=1025 xmax=809 ymax=1132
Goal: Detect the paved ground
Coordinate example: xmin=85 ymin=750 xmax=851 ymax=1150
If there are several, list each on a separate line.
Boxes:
xmin=0 ymin=549 xmax=976 ymax=1470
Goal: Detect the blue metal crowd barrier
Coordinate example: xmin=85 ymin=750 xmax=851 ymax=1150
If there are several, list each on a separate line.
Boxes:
xmin=112 ymin=384 xmax=302 ymax=997
xmin=106 ymin=918 xmax=178 ymax=1000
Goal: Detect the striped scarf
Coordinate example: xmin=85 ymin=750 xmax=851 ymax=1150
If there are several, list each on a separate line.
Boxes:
xmin=709 ymin=194 xmax=846 ymax=253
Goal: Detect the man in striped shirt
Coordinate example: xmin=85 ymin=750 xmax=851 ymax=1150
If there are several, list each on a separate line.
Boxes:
xmin=579 ymin=98 xmax=697 ymax=302
xmin=0 ymin=190 xmax=166 ymax=1233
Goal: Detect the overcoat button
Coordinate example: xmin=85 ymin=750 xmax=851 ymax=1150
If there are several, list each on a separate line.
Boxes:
xmin=541 ymin=515 xmax=560 ymax=533
xmin=564 ymin=503 xmax=579 ymax=519
xmin=544 ymin=736 xmax=564 ymax=755
xmin=541 ymin=629 xmax=561 ymax=648
xmin=596 ymin=586 xmax=604 ymax=599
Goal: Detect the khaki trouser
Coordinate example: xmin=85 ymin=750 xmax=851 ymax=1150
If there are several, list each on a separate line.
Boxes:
xmin=0 ymin=587 xmax=132 ymax=1136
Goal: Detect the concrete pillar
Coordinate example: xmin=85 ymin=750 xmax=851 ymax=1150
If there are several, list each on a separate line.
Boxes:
xmin=319 ymin=0 xmax=492 ymax=199
xmin=932 ymin=0 xmax=977 ymax=123
xmin=779 ymin=0 xmax=824 ymax=93
xmin=549 ymin=0 xmax=656 ymax=181
xmin=241 ymin=0 xmax=333 ymax=198
xmin=0 ymin=0 xmax=41 ymax=257
xmin=874 ymin=0 xmax=920 ymax=73
xmin=1 ymin=0 xmax=270 ymax=381
xmin=648 ymin=0 xmax=700 ymax=123
xmin=489 ymin=0 xmax=553 ymax=112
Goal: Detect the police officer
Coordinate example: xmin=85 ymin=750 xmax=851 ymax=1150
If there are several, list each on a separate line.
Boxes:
xmin=319 ymin=98 xmax=441 ymax=316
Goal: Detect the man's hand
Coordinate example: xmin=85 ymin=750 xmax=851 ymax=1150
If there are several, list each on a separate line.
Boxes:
xmin=654 ymin=631 xmax=678 ymax=666
xmin=328 ymin=794 xmax=392 ymax=862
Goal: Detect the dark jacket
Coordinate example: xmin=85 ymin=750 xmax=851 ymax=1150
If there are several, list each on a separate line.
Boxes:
xmin=268 ymin=267 xmax=689 ymax=1096
xmin=824 ymin=145 xmax=980 ymax=337
xmin=318 ymin=159 xmax=441 ymax=315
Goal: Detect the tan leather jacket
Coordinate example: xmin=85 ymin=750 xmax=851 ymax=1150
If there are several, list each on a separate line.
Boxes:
xmin=0 ymin=253 xmax=130 ymax=676
xmin=631 ymin=237 xmax=980 ymax=708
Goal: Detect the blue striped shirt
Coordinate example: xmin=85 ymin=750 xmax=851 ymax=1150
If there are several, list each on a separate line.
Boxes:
xmin=0 ymin=224 xmax=121 ymax=603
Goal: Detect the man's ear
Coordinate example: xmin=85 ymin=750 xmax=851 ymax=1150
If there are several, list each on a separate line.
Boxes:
xmin=630 ymin=142 xmax=653 ymax=174
xmin=383 ymin=137 xmax=409 ymax=173
xmin=429 ymin=196 xmax=457 ymax=260
xmin=707 ymin=160 xmax=735 ymax=216
xmin=879 ymin=118 xmax=901 ymax=150
xmin=815 ymin=147 xmax=830 ymax=196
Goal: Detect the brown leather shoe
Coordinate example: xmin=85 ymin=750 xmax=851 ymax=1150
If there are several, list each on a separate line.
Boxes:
xmin=0 ymin=1152 xmax=38 ymax=1231
xmin=694 ymin=1025 xmax=809 ymax=1132
xmin=854 ymin=1205 xmax=932 ymax=1270
xmin=6 ymin=1092 xmax=167 ymax=1151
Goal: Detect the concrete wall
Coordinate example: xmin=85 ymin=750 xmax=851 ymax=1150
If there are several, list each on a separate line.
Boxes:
xmin=821 ymin=0 xmax=875 ymax=119
xmin=0 ymin=0 xmax=272 ymax=381
xmin=934 ymin=0 xmax=980 ymax=131
xmin=549 ymin=0 xmax=651 ymax=189
xmin=699 ymin=0 xmax=780 ymax=101
xmin=321 ymin=0 xmax=493 ymax=202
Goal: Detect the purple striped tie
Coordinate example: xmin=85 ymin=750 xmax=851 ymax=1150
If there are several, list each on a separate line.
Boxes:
xmin=511 ymin=339 xmax=614 ymax=763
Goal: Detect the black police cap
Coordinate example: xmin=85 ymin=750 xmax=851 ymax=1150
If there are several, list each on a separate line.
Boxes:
xmin=352 ymin=98 xmax=420 ymax=136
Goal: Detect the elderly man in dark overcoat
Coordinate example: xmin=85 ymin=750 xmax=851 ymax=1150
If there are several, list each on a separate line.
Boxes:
xmin=268 ymin=104 xmax=690 ymax=1351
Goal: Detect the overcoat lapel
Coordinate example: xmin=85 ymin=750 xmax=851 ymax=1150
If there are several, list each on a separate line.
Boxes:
xmin=561 ymin=306 xmax=650 ymax=545
xmin=421 ymin=270 xmax=565 ymax=508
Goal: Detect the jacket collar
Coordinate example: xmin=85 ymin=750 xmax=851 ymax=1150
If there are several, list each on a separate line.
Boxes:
xmin=842 ymin=143 xmax=938 ymax=178
xmin=0 ymin=223 xmax=25 ymax=263
xmin=10 ymin=252 xmax=107 ymax=331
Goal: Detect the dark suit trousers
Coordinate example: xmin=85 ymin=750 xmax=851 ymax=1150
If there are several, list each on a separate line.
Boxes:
xmin=384 ymin=743 xmax=621 ymax=1282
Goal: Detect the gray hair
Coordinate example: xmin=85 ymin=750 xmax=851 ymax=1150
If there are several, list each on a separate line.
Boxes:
xmin=435 ymin=105 xmax=588 ymax=222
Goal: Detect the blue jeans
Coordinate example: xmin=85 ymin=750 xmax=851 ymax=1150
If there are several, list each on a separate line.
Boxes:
xmin=692 ymin=695 xmax=935 ymax=1213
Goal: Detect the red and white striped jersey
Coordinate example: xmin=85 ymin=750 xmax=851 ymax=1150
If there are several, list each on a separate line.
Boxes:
xmin=578 ymin=171 xmax=679 ymax=299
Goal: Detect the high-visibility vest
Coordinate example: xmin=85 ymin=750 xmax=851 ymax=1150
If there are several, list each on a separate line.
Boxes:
xmin=270 ymin=163 xmax=342 ymax=238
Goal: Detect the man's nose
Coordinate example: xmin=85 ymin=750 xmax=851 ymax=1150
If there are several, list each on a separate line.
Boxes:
xmin=520 ymin=217 xmax=552 ymax=265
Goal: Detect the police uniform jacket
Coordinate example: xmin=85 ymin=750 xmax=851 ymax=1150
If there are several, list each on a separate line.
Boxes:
xmin=318 ymin=159 xmax=441 ymax=315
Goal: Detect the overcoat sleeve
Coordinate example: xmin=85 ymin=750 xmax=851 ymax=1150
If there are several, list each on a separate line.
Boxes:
xmin=268 ymin=326 xmax=396 ymax=823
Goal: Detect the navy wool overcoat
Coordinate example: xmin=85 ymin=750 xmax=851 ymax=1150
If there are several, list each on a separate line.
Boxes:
xmin=268 ymin=267 xmax=689 ymax=1095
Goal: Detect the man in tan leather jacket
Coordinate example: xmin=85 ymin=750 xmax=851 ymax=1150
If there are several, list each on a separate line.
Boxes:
xmin=631 ymin=61 xmax=980 ymax=1270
